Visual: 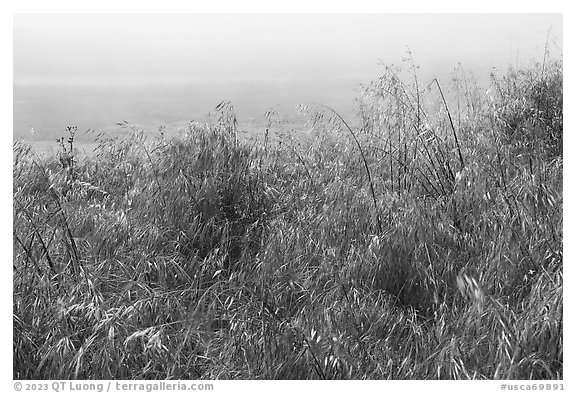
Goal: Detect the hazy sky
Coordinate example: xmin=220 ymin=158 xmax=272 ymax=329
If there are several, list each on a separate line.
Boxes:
xmin=14 ymin=13 xmax=562 ymax=85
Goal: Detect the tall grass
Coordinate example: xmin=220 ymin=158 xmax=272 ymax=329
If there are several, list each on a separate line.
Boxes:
xmin=13 ymin=59 xmax=562 ymax=379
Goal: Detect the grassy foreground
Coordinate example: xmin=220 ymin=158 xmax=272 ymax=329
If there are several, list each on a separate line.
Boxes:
xmin=13 ymin=59 xmax=562 ymax=379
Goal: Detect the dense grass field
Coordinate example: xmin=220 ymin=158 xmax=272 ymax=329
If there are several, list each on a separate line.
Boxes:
xmin=13 ymin=59 xmax=562 ymax=379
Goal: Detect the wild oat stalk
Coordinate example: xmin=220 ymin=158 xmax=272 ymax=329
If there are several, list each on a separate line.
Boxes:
xmin=302 ymin=103 xmax=382 ymax=233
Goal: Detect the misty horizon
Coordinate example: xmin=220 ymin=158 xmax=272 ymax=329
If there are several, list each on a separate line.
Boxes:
xmin=13 ymin=13 xmax=563 ymax=143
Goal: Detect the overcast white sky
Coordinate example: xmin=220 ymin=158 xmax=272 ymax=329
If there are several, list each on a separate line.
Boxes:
xmin=14 ymin=13 xmax=562 ymax=85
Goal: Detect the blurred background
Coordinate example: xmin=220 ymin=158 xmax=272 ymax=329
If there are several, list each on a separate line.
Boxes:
xmin=13 ymin=13 xmax=563 ymax=145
